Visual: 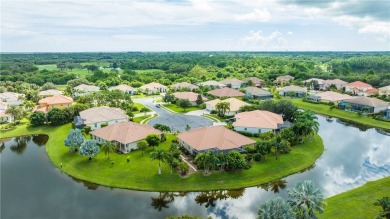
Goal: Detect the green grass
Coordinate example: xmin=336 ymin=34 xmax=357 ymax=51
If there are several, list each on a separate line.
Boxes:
xmin=291 ymin=99 xmax=390 ymax=131
xmin=37 ymin=64 xmax=58 ymax=71
xmin=1 ymin=121 xmax=325 ymax=191
xmin=201 ymin=114 xmax=220 ymax=122
xmin=163 ymin=103 xmax=201 ymax=113
xmin=132 ymin=103 xmax=148 ymax=114
xmin=320 ymin=176 xmax=390 ymax=218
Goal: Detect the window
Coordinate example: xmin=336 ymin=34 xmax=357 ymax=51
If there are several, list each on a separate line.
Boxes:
xmin=258 ymin=129 xmax=261 ymax=133
xmin=95 ymin=123 xmax=97 ymax=128
xmin=244 ymin=128 xmax=247 ymax=131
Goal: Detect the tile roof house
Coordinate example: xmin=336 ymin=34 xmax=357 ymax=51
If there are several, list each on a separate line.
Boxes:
xmin=139 ymin=82 xmax=167 ymax=94
xmin=73 ymin=84 xmax=100 ymax=97
xmin=220 ymin=78 xmax=244 ymax=89
xmin=322 ymin=79 xmax=348 ymax=90
xmin=274 ymin=75 xmax=294 ymax=85
xmin=379 ymin=85 xmax=390 ymax=97
xmin=79 ymin=106 xmax=129 ymax=130
xmin=345 ymin=81 xmax=373 ymax=96
xmin=244 ymin=87 xmax=273 ymax=100
xmin=177 ymin=126 xmax=255 ymax=155
xmin=38 ymin=89 xmax=63 ymax=97
xmin=170 ymin=82 xmax=199 ymax=91
xmin=278 ymin=85 xmax=307 ymax=97
xmin=0 ymin=92 xmax=24 ymax=106
xmin=34 ymin=95 xmax=73 ymax=113
xmin=242 ymin=77 xmax=264 ymax=87
xmin=304 ymin=78 xmax=324 ymax=90
xmin=205 ymin=98 xmax=249 ymax=116
xmin=207 ymin=87 xmax=244 ymax=98
xmin=338 ymin=96 xmax=389 ymax=114
xmin=91 ymin=121 xmax=162 ymax=153
xmin=197 ymin=80 xmax=227 ymax=88
xmin=306 ymin=91 xmax=354 ymax=104
xmin=172 ymin=92 xmax=208 ymax=106
xmin=0 ymin=102 xmax=13 ymax=123
xmin=109 ymin=84 xmax=138 ymax=95
xmin=233 ymin=110 xmax=284 ymax=134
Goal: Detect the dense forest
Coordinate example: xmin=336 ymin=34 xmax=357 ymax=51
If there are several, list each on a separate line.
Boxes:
xmin=1 ymin=52 xmax=389 ymax=87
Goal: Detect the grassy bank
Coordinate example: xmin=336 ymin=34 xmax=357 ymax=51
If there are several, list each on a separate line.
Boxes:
xmin=291 ymin=99 xmax=390 ymax=131
xmin=1 ymin=123 xmax=324 ymax=191
xmin=320 ymin=176 xmax=390 ymax=218
xmin=163 ymin=103 xmax=201 ymax=113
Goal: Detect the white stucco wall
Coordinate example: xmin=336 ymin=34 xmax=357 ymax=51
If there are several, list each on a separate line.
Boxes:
xmin=234 ymin=126 xmax=274 ymax=134
xmin=373 ymin=106 xmax=388 ymax=113
xmin=92 ymin=135 xmax=140 ymax=154
xmin=87 ymin=118 xmax=128 ymax=130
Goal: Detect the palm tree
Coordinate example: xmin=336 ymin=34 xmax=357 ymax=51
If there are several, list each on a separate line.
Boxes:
xmin=258 ymin=196 xmax=294 ymax=219
xmin=194 ymin=151 xmax=219 ymax=174
xmin=215 ymin=102 xmax=230 ymax=117
xmin=136 ymin=140 xmax=148 ymax=156
xmin=374 ymin=197 xmax=390 ymax=219
xmin=101 ymin=141 xmax=116 ymax=160
xmin=273 ymin=137 xmax=291 ymax=160
xmin=150 ymin=148 xmax=166 ymax=175
xmin=5 ymin=105 xmax=24 ymax=123
xmin=287 ymin=180 xmax=326 ymax=219
xmin=293 ymin=110 xmax=319 ymax=143
xmin=23 ymin=100 xmax=36 ymax=111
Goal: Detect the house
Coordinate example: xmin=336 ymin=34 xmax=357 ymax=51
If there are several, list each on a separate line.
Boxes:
xmin=306 ymin=91 xmax=354 ymax=104
xmin=363 ymin=88 xmax=379 ymax=97
xmin=79 ymin=106 xmax=129 ymax=130
xmin=0 ymin=92 xmax=24 ymax=106
xmin=197 ymin=80 xmax=227 ymax=88
xmin=220 ymin=78 xmax=244 ymax=89
xmin=378 ymin=85 xmax=390 ymax=97
xmin=233 ymin=110 xmax=284 ymax=134
xmin=207 ymin=87 xmax=244 ymax=98
xmin=345 ymin=81 xmax=373 ymax=96
xmin=109 ymin=84 xmax=138 ymax=95
xmin=338 ymin=96 xmax=389 ymax=114
xmin=0 ymin=102 xmax=13 ymax=123
xmin=384 ymin=106 xmax=390 ymax=119
xmin=90 ymin=121 xmax=162 ymax=153
xmin=242 ymin=77 xmax=264 ymax=87
xmin=34 ymin=95 xmax=73 ymax=113
xmin=170 ymin=82 xmax=199 ymax=91
xmin=274 ymin=75 xmax=294 ymax=86
xmin=244 ymin=87 xmax=273 ymax=100
xmin=139 ymin=82 xmax=167 ymax=94
xmin=205 ymin=98 xmax=249 ymax=116
xmin=303 ymin=78 xmax=324 ymax=90
xmin=38 ymin=89 xmax=63 ymax=97
xmin=172 ymin=92 xmax=208 ymax=106
xmin=322 ymin=79 xmax=348 ymax=90
xmin=278 ymin=85 xmax=307 ymax=97
xmin=177 ymin=126 xmax=255 ymax=156
xmin=73 ymin=84 xmax=100 ymax=97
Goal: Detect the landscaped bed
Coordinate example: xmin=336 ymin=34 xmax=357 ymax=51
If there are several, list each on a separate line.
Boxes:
xmin=1 ymin=122 xmax=324 ymax=192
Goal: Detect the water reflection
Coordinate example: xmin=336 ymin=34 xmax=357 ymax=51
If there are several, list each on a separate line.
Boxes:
xmin=9 ymin=136 xmax=31 ymax=154
xmin=258 ymin=180 xmax=287 ymax=193
xmin=195 ymin=189 xmax=245 ymax=208
xmin=0 ymin=142 xmax=5 ymax=153
xmin=70 ymin=176 xmax=100 ymax=190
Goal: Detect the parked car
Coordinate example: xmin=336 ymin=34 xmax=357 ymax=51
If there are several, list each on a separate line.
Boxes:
xmin=155 ymin=104 xmax=161 ymax=108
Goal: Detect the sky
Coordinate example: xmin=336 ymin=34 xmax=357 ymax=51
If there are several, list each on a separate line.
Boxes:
xmin=1 ymin=0 xmax=389 ymax=52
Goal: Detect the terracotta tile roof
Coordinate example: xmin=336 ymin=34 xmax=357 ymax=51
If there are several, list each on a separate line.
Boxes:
xmin=342 ymin=96 xmax=389 ymax=108
xmin=220 ymin=78 xmax=244 ymax=86
xmin=314 ymin=91 xmax=353 ymax=102
xmin=38 ymin=89 xmax=63 ymax=96
xmin=346 ymin=81 xmax=372 ymax=88
xmin=74 ymin=84 xmax=100 ymax=92
xmin=245 ymin=87 xmax=272 ymax=96
xmin=171 ymin=82 xmax=199 ymax=90
xmin=173 ymin=92 xmax=208 ymax=102
xmin=177 ymin=126 xmax=255 ymax=152
xmin=38 ymin=95 xmax=73 ymax=105
xmin=208 ymin=87 xmax=244 ymax=97
xmin=198 ymin=80 xmax=227 ymax=87
xmin=233 ymin=110 xmax=283 ymax=129
xmin=33 ymin=105 xmax=49 ymax=113
xmin=90 ymin=121 xmax=162 ymax=145
xmin=323 ymin=79 xmax=348 ymax=85
xmin=80 ymin=106 xmax=129 ymax=125
xmin=0 ymin=101 xmax=8 ymax=108
xmin=140 ymin=82 xmax=167 ymax=90
xmin=242 ymin=77 xmax=264 ymax=86
xmin=279 ymin=85 xmax=307 ymax=92
xmin=205 ymin=98 xmax=249 ymax=112
xmin=109 ymin=84 xmax=137 ymax=92
xmin=364 ymin=88 xmax=378 ymax=93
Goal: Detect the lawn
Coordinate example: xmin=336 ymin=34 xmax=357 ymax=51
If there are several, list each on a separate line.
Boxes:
xmin=36 ymin=64 xmax=58 ymax=71
xmin=320 ymin=176 xmax=390 ymax=218
xmin=163 ymin=103 xmax=201 ymax=113
xmin=132 ymin=102 xmax=148 ymax=114
xmin=291 ymin=98 xmax=390 ymax=131
xmin=0 ymin=122 xmax=324 ymax=192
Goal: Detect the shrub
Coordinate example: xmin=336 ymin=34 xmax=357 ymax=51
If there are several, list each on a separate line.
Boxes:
xmin=126 ymin=156 xmax=130 ymax=162
xmin=83 ymin=126 xmax=91 ymax=135
xmin=210 ymin=110 xmax=217 ymax=114
xmin=198 ymin=103 xmax=206 ymax=109
xmin=254 ymin=153 xmax=262 ymax=161
xmin=236 ymin=131 xmax=254 ymax=137
xmin=101 ymin=122 xmax=108 ymax=128
xmin=131 ymin=106 xmax=139 ymax=111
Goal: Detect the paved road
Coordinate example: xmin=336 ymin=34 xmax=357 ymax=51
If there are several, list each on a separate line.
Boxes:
xmin=133 ymin=97 xmax=213 ymax=132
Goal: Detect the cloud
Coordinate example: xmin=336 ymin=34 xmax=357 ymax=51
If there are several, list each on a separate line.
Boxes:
xmin=191 ymin=0 xmax=212 ymax=11
xmin=112 ymin=35 xmax=165 ymax=40
xmin=235 ymin=8 xmax=271 ymax=22
xmin=240 ymin=30 xmax=286 ymax=50
xmin=288 ymin=31 xmax=293 ymax=35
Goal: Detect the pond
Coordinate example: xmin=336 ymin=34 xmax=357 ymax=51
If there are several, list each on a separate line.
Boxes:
xmin=1 ymin=116 xmax=389 ymax=219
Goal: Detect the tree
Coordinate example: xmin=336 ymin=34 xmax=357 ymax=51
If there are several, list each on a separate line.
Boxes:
xmin=293 ymin=110 xmax=319 ymax=142
xmin=178 ymin=99 xmax=191 ymax=112
xmin=136 ymin=140 xmax=148 ymax=156
xmin=185 ymin=124 xmax=191 ymax=131
xmin=246 ymin=80 xmax=254 ymax=86
xmin=47 ymin=108 xmax=71 ymax=125
xmin=215 ymin=101 xmax=230 ymax=117
xmin=146 ymin=134 xmax=161 ymax=148
xmin=227 ymin=150 xmax=247 ymax=170
xmin=163 ymin=92 xmax=175 ymax=103
xmin=101 ymin=141 xmax=116 ymax=160
xmin=29 ymin=111 xmax=46 ymax=126
xmin=5 ymin=105 xmax=24 ymax=123
xmin=41 ymin=82 xmax=56 ymax=90
xmin=23 ymin=100 xmax=36 ymax=111
xmin=255 ymin=139 xmax=273 ymax=159
xmin=194 ymin=151 xmax=219 ymax=174
xmin=258 ymin=196 xmax=294 ymax=219
xmin=374 ymin=197 xmax=390 ymax=219
xmin=164 ymin=151 xmax=179 ymax=174
xmin=273 ymin=138 xmax=291 ymax=160
xmin=287 ymin=180 xmax=326 ymax=219
xmin=150 ymin=148 xmax=166 ymax=175
xmin=79 ymin=140 xmax=100 ymax=160
xmin=178 ymin=162 xmax=190 ymax=176
xmin=140 ymin=107 xmax=149 ymax=116
xmin=64 ymin=129 xmax=85 ymax=152
xmin=196 ymin=94 xmax=203 ymax=105
xmin=288 ymin=91 xmax=296 ymax=98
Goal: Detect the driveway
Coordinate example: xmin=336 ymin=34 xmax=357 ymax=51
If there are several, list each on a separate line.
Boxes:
xmin=133 ymin=97 xmax=213 ymax=132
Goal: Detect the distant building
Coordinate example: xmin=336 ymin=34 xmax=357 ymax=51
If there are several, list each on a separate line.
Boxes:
xmin=38 ymin=89 xmax=63 ymax=97
xmin=109 ymin=84 xmax=138 ymax=95
xmin=322 ymin=79 xmax=348 ymax=90
xmin=233 ymin=110 xmax=284 ymax=134
xmin=220 ymin=78 xmax=244 ymax=89
xmin=172 ymin=92 xmax=208 ymax=106
xmin=378 ymin=85 xmax=390 ymax=97
xmin=0 ymin=92 xmax=24 ymax=106
xmin=177 ymin=126 xmax=255 ymax=156
xmin=79 ymin=106 xmax=129 ymax=130
xmin=306 ymin=91 xmax=354 ymax=104
xmin=278 ymin=85 xmax=307 ymax=97
xmin=274 ymin=75 xmax=294 ymax=86
xmin=244 ymin=87 xmax=273 ymax=100
xmin=0 ymin=102 xmax=13 ymax=123
xmin=207 ymin=87 xmax=244 ymax=98
xmin=139 ymin=82 xmax=167 ymax=94
xmin=205 ymin=98 xmax=249 ymax=116
xmin=197 ymin=80 xmax=227 ymax=88
xmin=73 ymin=84 xmax=100 ymax=97
xmin=170 ymin=82 xmax=199 ymax=91
xmin=34 ymin=95 xmax=73 ymax=113
xmin=91 ymin=121 xmax=162 ymax=153
xmin=242 ymin=77 xmax=264 ymax=87
xmin=345 ymin=81 xmax=373 ymax=96
xmin=303 ymin=78 xmax=324 ymax=90
xmin=338 ymin=96 xmax=389 ymax=114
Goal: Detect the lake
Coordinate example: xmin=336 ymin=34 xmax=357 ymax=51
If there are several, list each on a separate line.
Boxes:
xmin=1 ymin=116 xmax=389 ymax=219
